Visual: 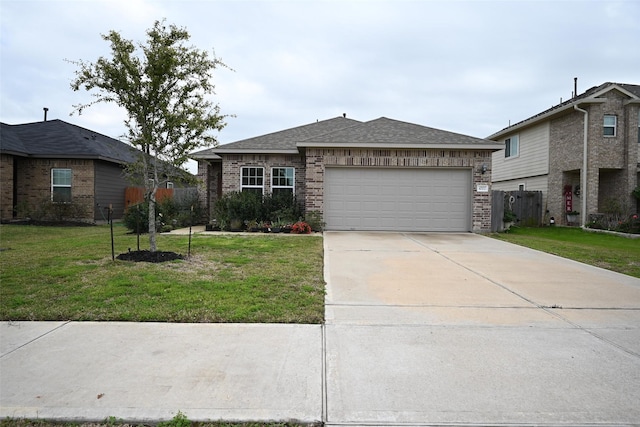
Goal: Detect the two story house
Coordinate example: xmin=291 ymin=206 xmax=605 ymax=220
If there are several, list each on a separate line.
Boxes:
xmin=489 ymin=82 xmax=640 ymax=226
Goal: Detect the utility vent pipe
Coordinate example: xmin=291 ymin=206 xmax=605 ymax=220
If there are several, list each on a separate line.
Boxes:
xmin=43 ymin=107 xmax=49 ymax=121
xmin=574 ymin=77 xmax=578 ymax=98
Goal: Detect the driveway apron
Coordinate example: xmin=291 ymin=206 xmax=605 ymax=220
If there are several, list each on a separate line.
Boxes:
xmin=323 ymin=232 xmax=640 ymax=426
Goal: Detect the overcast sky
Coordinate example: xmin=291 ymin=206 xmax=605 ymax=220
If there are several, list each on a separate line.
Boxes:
xmin=1 ymin=0 xmax=639 ymax=173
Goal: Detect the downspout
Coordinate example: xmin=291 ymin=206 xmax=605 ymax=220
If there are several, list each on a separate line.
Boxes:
xmin=574 ymin=105 xmax=588 ymax=227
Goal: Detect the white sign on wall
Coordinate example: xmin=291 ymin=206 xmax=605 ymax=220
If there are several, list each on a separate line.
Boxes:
xmin=476 ymin=184 xmax=489 ymax=193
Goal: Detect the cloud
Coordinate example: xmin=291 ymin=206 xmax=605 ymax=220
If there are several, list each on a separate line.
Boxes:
xmin=1 ymin=0 xmax=639 ymax=172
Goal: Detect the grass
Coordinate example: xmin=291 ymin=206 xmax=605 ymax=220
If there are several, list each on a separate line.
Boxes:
xmin=0 ymin=224 xmax=324 ymax=323
xmin=491 ymin=226 xmax=640 ymax=278
xmin=0 ymin=417 xmax=320 ymax=427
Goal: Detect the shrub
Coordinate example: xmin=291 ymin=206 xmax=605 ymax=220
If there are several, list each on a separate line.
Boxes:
xmin=503 ymin=209 xmax=517 ymax=223
xmin=305 ymin=210 xmax=325 ymax=231
xmin=214 ymin=191 xmax=262 ymax=229
xmin=123 ymin=192 xmax=204 ymax=233
xmin=213 ymin=191 xmax=303 ymax=230
xmin=123 ymin=203 xmax=151 ymax=232
xmin=31 ymin=198 xmax=89 ymax=222
xmin=615 ymin=214 xmax=640 ymax=234
xmin=292 ymin=221 xmax=312 ymax=234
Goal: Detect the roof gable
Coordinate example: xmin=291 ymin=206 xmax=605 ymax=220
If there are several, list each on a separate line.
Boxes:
xmin=193 ymin=116 xmax=362 ymax=156
xmin=0 ymin=119 xmax=138 ymax=164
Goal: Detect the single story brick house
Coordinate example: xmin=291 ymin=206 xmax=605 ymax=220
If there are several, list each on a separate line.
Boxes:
xmin=1 ymin=119 xmax=139 ymax=222
xmin=191 ymin=116 xmax=503 ymax=232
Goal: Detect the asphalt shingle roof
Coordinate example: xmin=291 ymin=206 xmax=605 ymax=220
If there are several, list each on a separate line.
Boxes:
xmin=191 ymin=116 xmax=498 ymax=157
xmin=300 ymin=117 xmax=495 ymax=146
xmin=193 ymin=116 xmax=362 ymax=155
xmin=0 ymin=119 xmax=138 ymax=164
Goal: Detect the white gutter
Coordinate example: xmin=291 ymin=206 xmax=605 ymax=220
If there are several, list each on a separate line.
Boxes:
xmin=574 ymin=105 xmax=588 ymax=227
xmin=297 ymin=142 xmax=504 ymax=150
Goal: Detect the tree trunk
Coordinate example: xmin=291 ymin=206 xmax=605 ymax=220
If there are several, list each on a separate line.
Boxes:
xmin=148 ymin=187 xmax=157 ymax=252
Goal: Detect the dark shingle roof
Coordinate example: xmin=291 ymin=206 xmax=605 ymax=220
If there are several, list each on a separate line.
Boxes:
xmin=191 ymin=116 xmax=500 ymax=157
xmin=300 ymin=117 xmax=498 ymax=147
xmin=0 ymin=119 xmax=138 ymax=164
xmin=192 ymin=116 xmax=362 ymax=156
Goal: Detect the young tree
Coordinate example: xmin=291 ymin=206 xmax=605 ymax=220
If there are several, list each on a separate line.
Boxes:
xmin=69 ymin=20 xmax=228 ymax=251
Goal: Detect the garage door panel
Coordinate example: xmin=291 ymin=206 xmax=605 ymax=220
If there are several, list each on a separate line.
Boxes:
xmin=324 ymin=168 xmax=471 ymax=232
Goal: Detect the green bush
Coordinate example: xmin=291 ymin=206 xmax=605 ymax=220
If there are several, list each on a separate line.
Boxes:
xmin=615 ymin=214 xmax=640 ymax=234
xmin=30 ymin=198 xmax=89 ymax=222
xmin=122 ymin=203 xmax=150 ymax=232
xmin=122 ymin=192 xmax=204 ymax=233
xmin=305 ymin=210 xmax=325 ymax=231
xmin=213 ymin=191 xmax=303 ymax=230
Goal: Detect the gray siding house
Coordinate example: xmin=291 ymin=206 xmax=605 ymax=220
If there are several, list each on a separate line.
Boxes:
xmin=192 ymin=116 xmax=503 ymax=232
xmin=1 ymin=119 xmax=138 ymax=221
xmin=489 ymin=82 xmax=640 ymax=226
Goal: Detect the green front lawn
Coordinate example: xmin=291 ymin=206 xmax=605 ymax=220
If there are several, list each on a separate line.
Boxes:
xmin=491 ymin=226 xmax=640 ymax=278
xmin=0 ymin=225 xmax=324 ymax=323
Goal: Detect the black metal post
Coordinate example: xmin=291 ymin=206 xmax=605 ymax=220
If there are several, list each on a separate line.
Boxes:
xmin=188 ymin=205 xmax=193 ymax=258
xmin=109 ymin=204 xmax=115 ymax=261
xmin=136 ymin=204 xmax=140 ymax=251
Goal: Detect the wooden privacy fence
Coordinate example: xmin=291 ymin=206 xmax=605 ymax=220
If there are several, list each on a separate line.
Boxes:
xmin=124 ymin=187 xmax=173 ymax=210
xmin=491 ymin=190 xmax=543 ymax=232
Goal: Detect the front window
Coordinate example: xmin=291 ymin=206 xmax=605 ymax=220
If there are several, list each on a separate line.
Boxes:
xmin=51 ymin=168 xmax=72 ymax=202
xmin=505 ymin=135 xmax=519 ymax=158
xmin=241 ymin=166 xmax=264 ymax=195
xmin=271 ymin=167 xmax=295 ymax=195
xmin=603 ymin=115 xmax=617 ymax=137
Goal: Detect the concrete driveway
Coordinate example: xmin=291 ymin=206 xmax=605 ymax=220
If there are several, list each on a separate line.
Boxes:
xmin=323 ymin=232 xmax=640 ymax=426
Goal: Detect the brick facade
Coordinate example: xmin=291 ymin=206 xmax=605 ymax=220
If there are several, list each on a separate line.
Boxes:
xmin=203 ymin=148 xmax=496 ymax=232
xmin=304 ymin=148 xmax=494 ymax=232
xmin=548 ymin=91 xmax=640 ymax=224
xmin=197 ymin=160 xmax=222 ymax=220
xmin=0 ymin=154 xmax=14 ymax=219
xmin=220 ymin=154 xmax=307 ymax=197
xmin=2 ymin=157 xmax=95 ymax=221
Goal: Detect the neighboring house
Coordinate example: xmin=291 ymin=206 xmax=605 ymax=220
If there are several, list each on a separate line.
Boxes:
xmin=489 ymin=82 xmax=640 ymax=226
xmin=0 ymin=119 xmax=139 ymax=222
xmin=191 ymin=116 xmax=503 ymax=232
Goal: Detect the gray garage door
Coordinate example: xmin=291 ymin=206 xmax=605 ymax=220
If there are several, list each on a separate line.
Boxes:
xmin=324 ymin=168 xmax=471 ymax=232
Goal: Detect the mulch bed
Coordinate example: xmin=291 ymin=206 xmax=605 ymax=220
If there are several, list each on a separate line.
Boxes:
xmin=116 ymin=250 xmax=184 ymax=263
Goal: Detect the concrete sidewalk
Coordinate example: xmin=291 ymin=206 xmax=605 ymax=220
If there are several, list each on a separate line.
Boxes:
xmin=0 ymin=322 xmax=322 ymax=422
xmin=2 ymin=232 xmax=640 ymax=425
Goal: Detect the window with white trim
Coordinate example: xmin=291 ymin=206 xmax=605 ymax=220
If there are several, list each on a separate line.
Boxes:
xmin=603 ymin=115 xmax=617 ymax=137
xmin=505 ymin=135 xmax=519 ymax=158
xmin=51 ymin=168 xmax=72 ymax=203
xmin=241 ymin=166 xmax=264 ymax=195
xmin=271 ymin=167 xmax=295 ymax=195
